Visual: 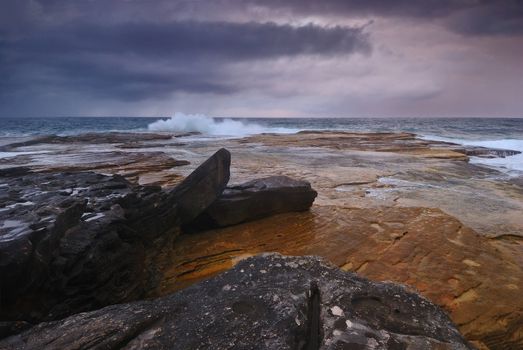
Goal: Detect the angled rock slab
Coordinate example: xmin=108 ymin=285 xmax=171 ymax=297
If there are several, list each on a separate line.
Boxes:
xmin=187 ymin=176 xmax=317 ymax=231
xmin=171 ymin=148 xmax=231 ymax=224
xmin=1 ymin=254 xmax=472 ymax=349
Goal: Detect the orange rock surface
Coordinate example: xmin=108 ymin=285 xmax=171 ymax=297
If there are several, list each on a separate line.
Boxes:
xmin=158 ymin=206 xmax=523 ymax=349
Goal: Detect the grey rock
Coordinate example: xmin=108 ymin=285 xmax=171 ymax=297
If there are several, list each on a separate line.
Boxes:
xmin=187 ymin=176 xmax=317 ymax=231
xmin=172 ymin=148 xmax=231 ymax=224
xmin=462 ymin=147 xmax=520 ymax=159
xmin=0 ymin=148 xmax=231 ymax=322
xmin=0 ymin=254 xmax=473 ymax=349
xmin=0 ymin=170 xmax=179 ymax=322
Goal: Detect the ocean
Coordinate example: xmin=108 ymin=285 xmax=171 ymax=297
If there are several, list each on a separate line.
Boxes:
xmin=1 ymin=115 xmax=523 ymax=173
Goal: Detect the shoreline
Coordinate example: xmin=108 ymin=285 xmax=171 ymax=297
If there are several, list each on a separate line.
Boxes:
xmin=1 ymin=130 xmax=523 ymax=348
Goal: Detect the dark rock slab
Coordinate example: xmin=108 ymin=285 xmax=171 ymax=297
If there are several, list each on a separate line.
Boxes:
xmin=187 ymin=176 xmax=317 ymax=231
xmin=0 ymin=149 xmax=230 ymax=322
xmin=0 ymin=133 xmax=174 ymax=151
xmin=0 ymin=170 xmax=180 ymax=322
xmin=462 ymin=146 xmax=521 ymax=159
xmin=171 ymin=148 xmax=231 ymax=224
xmin=0 ymin=254 xmax=473 ymax=349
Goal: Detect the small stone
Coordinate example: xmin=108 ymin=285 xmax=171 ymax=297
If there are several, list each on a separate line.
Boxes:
xmin=331 ymin=306 xmax=344 ymax=317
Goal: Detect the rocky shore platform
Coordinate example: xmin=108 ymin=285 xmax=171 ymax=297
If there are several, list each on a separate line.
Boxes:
xmin=1 ymin=131 xmax=522 ymax=349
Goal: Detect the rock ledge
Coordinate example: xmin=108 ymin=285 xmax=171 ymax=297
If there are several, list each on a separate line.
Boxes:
xmin=1 ymin=254 xmax=473 ymax=350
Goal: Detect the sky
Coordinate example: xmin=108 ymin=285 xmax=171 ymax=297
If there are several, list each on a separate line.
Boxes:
xmin=1 ymin=0 xmax=522 ymax=118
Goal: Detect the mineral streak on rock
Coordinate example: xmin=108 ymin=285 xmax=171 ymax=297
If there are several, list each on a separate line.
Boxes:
xmin=0 ymin=148 xmax=231 ymax=322
xmin=0 ymin=254 xmax=473 ymax=350
xmin=186 ymin=175 xmax=317 ymax=231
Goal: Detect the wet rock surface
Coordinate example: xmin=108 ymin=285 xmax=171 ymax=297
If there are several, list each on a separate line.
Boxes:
xmin=0 ymin=254 xmax=472 ymax=350
xmin=0 ymin=132 xmax=192 ymax=187
xmin=0 ymin=148 xmax=231 ymax=322
xmin=463 ymin=147 xmax=521 ymax=158
xmin=0 ymin=168 xmax=180 ymax=322
xmin=187 ymin=176 xmax=317 ymax=231
xmin=0 ymin=132 xmax=175 ymax=150
xmin=163 ymin=206 xmax=523 ymax=349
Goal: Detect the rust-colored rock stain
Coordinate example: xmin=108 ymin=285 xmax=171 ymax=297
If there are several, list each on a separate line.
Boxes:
xmin=159 ymin=206 xmax=523 ymax=349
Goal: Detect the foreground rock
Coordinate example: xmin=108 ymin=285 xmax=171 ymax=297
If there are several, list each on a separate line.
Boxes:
xmin=0 ymin=149 xmax=230 ymax=322
xmin=187 ymin=176 xmax=317 ymax=231
xmin=162 ymin=206 xmax=523 ymax=349
xmin=0 ymin=254 xmax=472 ymax=349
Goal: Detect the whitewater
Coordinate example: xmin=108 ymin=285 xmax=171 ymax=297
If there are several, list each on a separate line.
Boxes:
xmin=1 ymin=114 xmax=522 ymax=175
xmin=147 ymin=113 xmax=298 ymax=137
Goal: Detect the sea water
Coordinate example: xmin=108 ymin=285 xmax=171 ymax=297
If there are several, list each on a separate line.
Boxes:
xmin=1 ymin=114 xmax=522 ymax=174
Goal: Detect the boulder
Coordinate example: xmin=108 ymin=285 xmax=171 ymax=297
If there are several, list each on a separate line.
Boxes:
xmin=186 ymin=176 xmax=317 ymax=231
xmin=0 ymin=254 xmax=473 ymax=349
xmin=0 ymin=149 xmax=231 ymax=322
xmin=171 ymin=148 xmax=231 ymax=224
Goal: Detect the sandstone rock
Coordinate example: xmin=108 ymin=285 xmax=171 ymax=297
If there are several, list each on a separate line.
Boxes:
xmin=171 ymin=148 xmax=231 ymax=224
xmin=162 ymin=206 xmax=523 ymax=349
xmin=0 ymin=254 xmax=472 ymax=350
xmin=0 ymin=133 xmax=192 ymax=187
xmin=187 ymin=176 xmax=317 ymax=231
xmin=0 ymin=132 xmax=174 ymax=151
xmin=240 ymin=131 xmax=470 ymax=160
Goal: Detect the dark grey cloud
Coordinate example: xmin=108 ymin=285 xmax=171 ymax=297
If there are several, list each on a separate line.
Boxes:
xmin=6 ymin=21 xmax=370 ymax=60
xmin=445 ymin=1 xmax=523 ymax=36
xmin=0 ymin=20 xmax=369 ymax=103
xmin=238 ymin=0 xmax=523 ymax=36
xmin=0 ymin=0 xmax=521 ymax=117
xmin=6 ymin=0 xmax=522 ymax=36
xmin=2 ymin=0 xmax=521 ymax=38
xmin=241 ymin=0 xmax=471 ymax=18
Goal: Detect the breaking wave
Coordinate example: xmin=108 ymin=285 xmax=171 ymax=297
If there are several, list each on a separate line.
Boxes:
xmin=422 ymin=135 xmax=523 ymax=174
xmin=147 ymin=113 xmax=295 ymax=137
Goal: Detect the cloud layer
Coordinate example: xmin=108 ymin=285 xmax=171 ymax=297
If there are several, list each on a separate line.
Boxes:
xmin=0 ymin=0 xmax=522 ymax=117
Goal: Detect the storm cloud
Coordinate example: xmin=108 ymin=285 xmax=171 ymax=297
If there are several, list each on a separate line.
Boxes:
xmin=0 ymin=0 xmax=522 ymax=117
xmin=0 ymin=19 xmax=369 ymax=102
xmin=237 ymin=0 xmax=523 ymax=36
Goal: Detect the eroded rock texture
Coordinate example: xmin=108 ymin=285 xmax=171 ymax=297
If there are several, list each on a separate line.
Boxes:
xmin=162 ymin=206 xmax=523 ymax=349
xmin=187 ymin=176 xmax=317 ymax=231
xmin=0 ymin=254 xmax=472 ymax=350
xmin=0 ymin=149 xmax=231 ymax=322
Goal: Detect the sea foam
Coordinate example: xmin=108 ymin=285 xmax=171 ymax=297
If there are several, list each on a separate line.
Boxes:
xmin=148 ymin=113 xmax=287 ymax=137
xmin=422 ymin=135 xmax=523 ymax=174
xmin=464 ymin=139 xmax=523 ymax=173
